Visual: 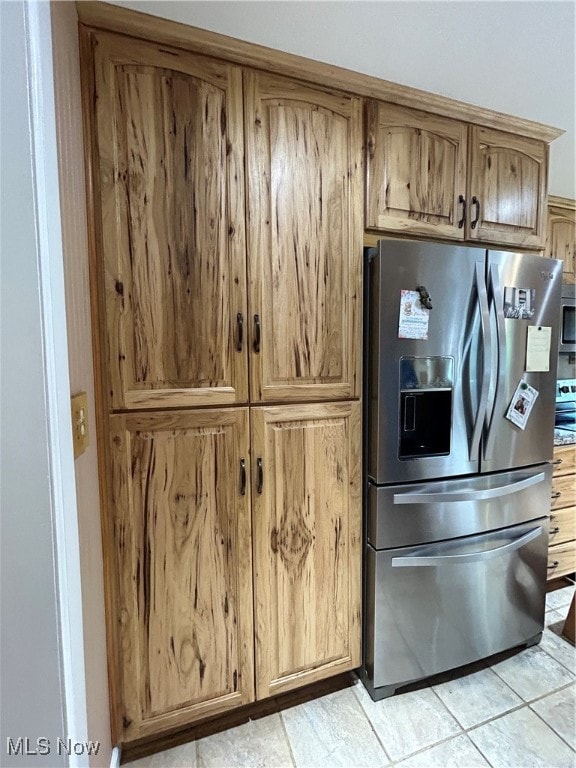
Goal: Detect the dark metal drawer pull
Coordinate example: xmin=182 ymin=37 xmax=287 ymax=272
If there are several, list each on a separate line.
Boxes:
xmin=551 ymin=492 xmax=562 ymax=500
xmin=256 ymin=458 xmax=263 ymax=494
xmin=552 ymin=458 xmax=563 ymax=466
xmin=549 ymin=526 xmax=560 ymax=535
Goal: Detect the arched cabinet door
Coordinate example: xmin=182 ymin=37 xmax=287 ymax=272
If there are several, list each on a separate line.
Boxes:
xmin=467 ymin=126 xmax=547 ymax=248
xmin=90 ymin=32 xmax=248 ymax=410
xmin=365 ymin=101 xmax=468 ymax=240
xmin=244 ymin=70 xmax=363 ymax=404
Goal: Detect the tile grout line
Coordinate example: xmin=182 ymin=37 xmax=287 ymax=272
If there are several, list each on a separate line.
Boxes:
xmin=277 ymin=708 xmax=302 ymax=767
xmin=528 ymin=687 xmax=576 ymax=754
xmin=349 ymin=683 xmax=398 ymax=765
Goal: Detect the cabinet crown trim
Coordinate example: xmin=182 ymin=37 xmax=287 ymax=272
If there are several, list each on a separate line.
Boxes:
xmin=77 ymin=1 xmax=563 ymax=143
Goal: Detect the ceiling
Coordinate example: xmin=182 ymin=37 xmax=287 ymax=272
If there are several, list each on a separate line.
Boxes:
xmin=108 ymin=0 xmax=576 ymax=199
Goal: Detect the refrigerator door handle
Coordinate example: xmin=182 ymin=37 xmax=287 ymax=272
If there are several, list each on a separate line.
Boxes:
xmin=391 ymin=526 xmax=543 ymax=567
xmin=469 ymin=261 xmax=492 ymax=460
xmin=393 ymin=471 xmax=545 ymax=505
xmin=484 ymin=262 xmax=507 ymax=460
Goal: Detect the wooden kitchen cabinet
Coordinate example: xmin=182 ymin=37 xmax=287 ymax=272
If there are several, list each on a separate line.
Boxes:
xmin=107 ymin=408 xmax=255 ymax=741
xmin=251 ymin=403 xmax=362 ymax=699
xmin=467 ymin=126 xmax=547 ymax=248
xmin=245 ymin=70 xmax=363 ymax=403
xmin=82 ymin=26 xmax=363 ymax=746
xmin=548 ymin=444 xmax=576 ymax=581
xmin=366 ymin=103 xmax=548 ymax=248
xmin=545 ymin=196 xmax=575 ymax=283
xmin=365 ymin=102 xmax=468 ymax=240
xmin=91 ymin=32 xmax=248 ymax=410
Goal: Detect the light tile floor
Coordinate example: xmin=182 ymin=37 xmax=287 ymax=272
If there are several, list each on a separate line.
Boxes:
xmin=127 ymin=584 xmax=575 ymax=768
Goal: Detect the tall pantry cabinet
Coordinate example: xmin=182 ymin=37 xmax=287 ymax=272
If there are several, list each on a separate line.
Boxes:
xmin=82 ymin=29 xmax=362 ymax=743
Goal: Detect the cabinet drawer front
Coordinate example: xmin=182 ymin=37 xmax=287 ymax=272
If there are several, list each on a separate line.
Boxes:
xmin=552 ymin=445 xmax=576 ymax=477
xmin=551 ymin=474 xmax=576 ymax=510
xmin=547 ymin=541 xmax=576 ymax=580
xmin=549 ymin=507 xmax=576 ymax=546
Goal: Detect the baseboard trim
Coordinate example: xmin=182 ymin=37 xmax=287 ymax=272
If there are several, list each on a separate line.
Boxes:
xmin=110 ymin=746 xmax=121 ymax=768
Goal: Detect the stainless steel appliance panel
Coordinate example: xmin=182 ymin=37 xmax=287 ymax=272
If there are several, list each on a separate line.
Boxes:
xmin=367 ymin=465 xmax=553 ymax=549
xmin=481 ymin=252 xmax=563 ymax=473
xmin=364 ymin=520 xmax=548 ymax=694
xmin=368 ymin=240 xmax=484 ymax=484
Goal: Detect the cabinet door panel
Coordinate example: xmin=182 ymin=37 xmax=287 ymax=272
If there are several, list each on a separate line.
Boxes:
xmin=365 ymin=101 xmax=467 ymax=240
xmin=245 ymin=71 xmax=362 ymax=403
xmin=251 ymin=403 xmax=361 ymax=698
xmin=108 ymin=409 xmax=254 ymax=742
xmin=93 ymin=33 xmax=247 ymax=409
xmin=545 ymin=202 xmax=575 ymax=283
xmin=468 ymin=126 xmax=547 ymax=247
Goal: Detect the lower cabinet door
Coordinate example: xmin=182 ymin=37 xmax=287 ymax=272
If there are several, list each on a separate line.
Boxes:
xmin=108 ymin=408 xmax=254 ymax=743
xmin=251 ymin=402 xmax=362 ymax=699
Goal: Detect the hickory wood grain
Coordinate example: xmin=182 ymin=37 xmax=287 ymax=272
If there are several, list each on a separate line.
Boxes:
xmin=545 ymin=197 xmax=575 ymax=283
xmin=244 ymin=70 xmax=362 ymax=403
xmin=467 ymin=125 xmax=548 ymax=248
xmin=93 ymin=31 xmax=248 ymax=410
xmin=108 ymin=408 xmax=254 ymax=742
xmin=251 ymin=402 xmax=362 ymax=699
xmin=365 ymin=101 xmax=468 ymax=240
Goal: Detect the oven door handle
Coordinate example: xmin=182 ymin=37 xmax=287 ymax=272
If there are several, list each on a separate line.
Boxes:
xmin=391 ymin=526 xmax=543 ymax=567
xmin=393 ymin=471 xmax=545 ymax=505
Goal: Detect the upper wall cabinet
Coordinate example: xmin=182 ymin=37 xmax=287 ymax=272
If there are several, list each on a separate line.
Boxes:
xmin=365 ymin=102 xmax=468 ymax=240
xmin=244 ymin=71 xmax=363 ymax=403
xmin=91 ymin=33 xmax=248 ymax=410
xmin=467 ymin=126 xmax=547 ymax=248
xmin=366 ymin=101 xmax=548 ymax=249
xmin=545 ymin=196 xmax=575 ymax=283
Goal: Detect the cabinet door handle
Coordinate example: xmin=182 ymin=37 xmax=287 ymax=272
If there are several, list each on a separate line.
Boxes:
xmin=550 ymin=526 xmax=560 ymax=535
xmin=458 ymin=195 xmax=467 ymax=228
xmin=256 ymin=458 xmax=263 ymax=494
xmin=236 ymin=313 xmax=243 ymax=352
xmin=240 ymin=458 xmax=246 ymax=496
xmin=471 ymin=196 xmax=480 ymax=229
xmin=253 ymin=314 xmax=261 ymax=353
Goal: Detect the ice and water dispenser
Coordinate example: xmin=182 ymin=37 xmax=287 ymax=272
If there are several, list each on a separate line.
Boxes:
xmin=399 ymin=356 xmax=453 ymax=459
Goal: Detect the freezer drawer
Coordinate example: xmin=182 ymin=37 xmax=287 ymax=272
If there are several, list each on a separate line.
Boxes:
xmin=367 ymin=465 xmax=553 ymax=549
xmin=363 ymin=520 xmax=548 ymax=697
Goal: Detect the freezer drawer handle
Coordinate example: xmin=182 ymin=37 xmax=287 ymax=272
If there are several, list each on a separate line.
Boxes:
xmin=393 ymin=471 xmax=545 ymax=505
xmin=391 ymin=526 xmax=542 ymax=567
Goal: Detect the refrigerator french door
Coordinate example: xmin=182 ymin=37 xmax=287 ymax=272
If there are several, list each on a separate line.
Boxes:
xmin=363 ymin=239 xmax=563 ymax=700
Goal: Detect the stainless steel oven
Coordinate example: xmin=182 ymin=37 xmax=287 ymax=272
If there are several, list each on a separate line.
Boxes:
xmin=559 ymin=285 xmax=575 ymax=354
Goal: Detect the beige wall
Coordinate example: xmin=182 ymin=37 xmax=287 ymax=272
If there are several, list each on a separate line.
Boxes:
xmin=50 ymin=3 xmax=112 ymax=765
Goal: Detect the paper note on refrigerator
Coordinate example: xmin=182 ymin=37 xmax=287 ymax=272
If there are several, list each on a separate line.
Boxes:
xmin=526 ymin=326 xmax=551 ymax=372
xmin=505 ymin=380 xmax=539 ymax=430
xmin=398 ymin=290 xmax=430 ymax=340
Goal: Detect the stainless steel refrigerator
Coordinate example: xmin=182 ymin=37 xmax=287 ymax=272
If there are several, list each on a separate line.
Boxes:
xmin=362 ymin=239 xmax=563 ymax=700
